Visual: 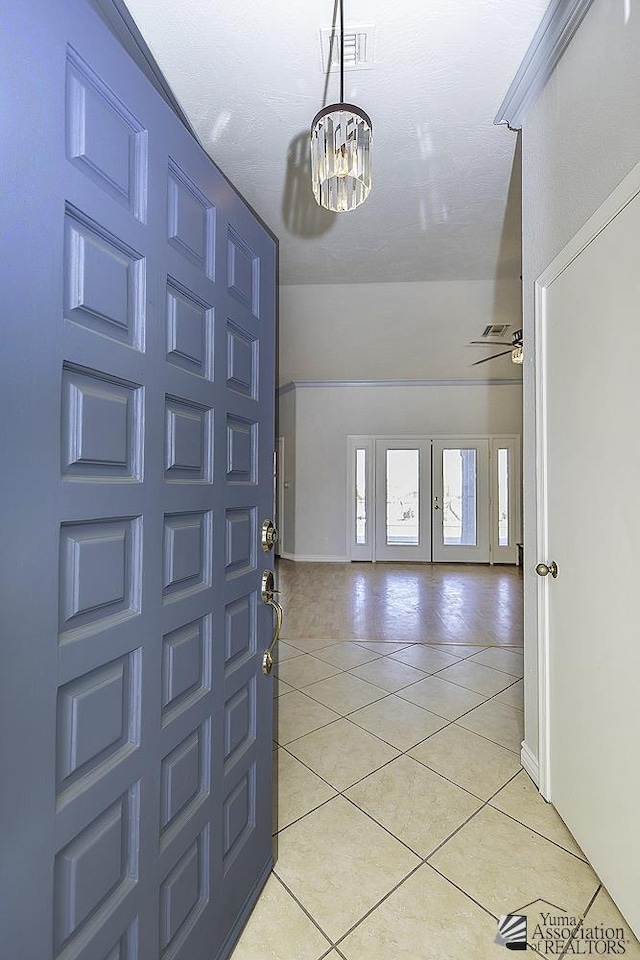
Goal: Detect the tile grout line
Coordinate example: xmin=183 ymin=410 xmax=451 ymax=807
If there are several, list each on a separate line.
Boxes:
xmin=277 ymin=649 xmax=523 ymax=739
xmin=483 ymin=801 xmax=591 ymax=864
xmin=275 ymin=722 xmax=522 ymax=847
xmin=331 ymin=861 xmax=426 ymax=950
xmin=557 ymin=885 xmax=603 ymax=959
xmin=274 ymin=748 xmax=591 ymax=947
xmin=277 ymin=716 xmax=526 ymax=851
xmin=271 ymin=644 xmax=533 ymax=951
xmin=279 ymin=672 xmax=524 ymax=758
xmin=275 ymin=724 xmax=499 ymax=840
xmin=426 ymin=862 xmax=502 ymax=922
xmin=275 ymin=652 xmax=525 ymax=799
xmin=271 ymin=573 xmax=526 ymax=947
xmin=270 ymin=871 xmax=337 ymax=952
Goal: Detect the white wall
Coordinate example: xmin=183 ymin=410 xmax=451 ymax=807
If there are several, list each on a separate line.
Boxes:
xmin=282 ymin=381 xmax=522 ymax=559
xmin=521 ymin=0 xmax=640 ymax=767
xmin=278 ymin=279 xmax=522 ymax=386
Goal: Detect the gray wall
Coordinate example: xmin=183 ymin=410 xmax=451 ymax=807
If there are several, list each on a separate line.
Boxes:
xmin=279 ymin=279 xmax=523 ymax=386
xmin=280 ymin=381 xmax=522 ymax=559
xmin=276 ymin=388 xmax=296 ymax=556
xmin=521 ymin=0 xmax=640 ymax=766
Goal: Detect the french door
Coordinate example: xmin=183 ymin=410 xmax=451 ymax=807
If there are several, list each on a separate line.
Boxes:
xmin=432 ymin=440 xmax=490 ymax=562
xmin=0 ymin=1 xmax=276 ymax=958
xmin=374 ymin=440 xmax=432 ymax=561
xmin=348 ymin=436 xmax=518 ymax=563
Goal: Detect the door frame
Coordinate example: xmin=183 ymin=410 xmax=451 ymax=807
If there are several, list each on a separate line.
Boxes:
xmin=534 ymin=157 xmax=640 ymax=800
xmin=275 ymin=436 xmax=285 ymax=557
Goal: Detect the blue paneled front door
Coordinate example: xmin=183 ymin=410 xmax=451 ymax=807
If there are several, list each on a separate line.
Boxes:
xmin=0 ymin=2 xmax=276 ymax=958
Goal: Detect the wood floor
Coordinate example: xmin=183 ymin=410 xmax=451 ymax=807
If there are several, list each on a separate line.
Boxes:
xmin=276 ymin=560 xmax=523 ymax=647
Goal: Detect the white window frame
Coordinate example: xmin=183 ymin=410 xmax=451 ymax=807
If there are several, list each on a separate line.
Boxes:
xmin=347 ymin=437 xmax=375 ymax=560
xmin=489 ymin=435 xmax=521 ymax=564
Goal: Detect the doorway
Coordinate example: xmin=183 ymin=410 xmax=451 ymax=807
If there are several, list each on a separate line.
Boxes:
xmin=535 ymin=163 xmax=640 ymax=935
xmin=348 ymin=436 xmax=520 ymax=564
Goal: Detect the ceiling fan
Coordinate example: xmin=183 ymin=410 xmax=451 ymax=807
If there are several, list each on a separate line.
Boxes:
xmin=470 ymin=328 xmax=523 ymax=365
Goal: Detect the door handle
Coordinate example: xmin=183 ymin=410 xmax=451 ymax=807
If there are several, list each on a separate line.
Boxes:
xmin=536 ymin=561 xmax=559 ymax=578
xmin=261 ymin=570 xmax=283 ymax=675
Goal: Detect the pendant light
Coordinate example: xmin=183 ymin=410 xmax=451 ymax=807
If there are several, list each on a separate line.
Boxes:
xmin=310 ymin=0 xmax=373 ymax=212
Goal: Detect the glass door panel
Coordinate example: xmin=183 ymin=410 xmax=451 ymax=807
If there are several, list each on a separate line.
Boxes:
xmin=432 ymin=440 xmax=490 ymax=562
xmin=385 ymin=449 xmax=419 ymax=545
xmin=356 ymin=447 xmax=368 ymax=546
xmin=349 ymin=438 xmax=374 ymax=560
xmin=442 ymin=448 xmax=477 ymax=546
xmin=490 ymin=437 xmax=520 ymax=563
xmin=497 ymin=447 xmax=509 ymax=547
xmin=375 ymin=440 xmax=431 ymax=561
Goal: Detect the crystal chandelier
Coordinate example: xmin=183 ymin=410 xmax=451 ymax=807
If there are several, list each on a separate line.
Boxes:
xmin=310 ymin=0 xmax=372 ymax=212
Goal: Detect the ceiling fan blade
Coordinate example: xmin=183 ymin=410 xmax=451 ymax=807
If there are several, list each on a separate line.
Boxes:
xmin=469 ymin=340 xmax=512 ymax=347
xmin=471 ymin=350 xmax=512 ymax=366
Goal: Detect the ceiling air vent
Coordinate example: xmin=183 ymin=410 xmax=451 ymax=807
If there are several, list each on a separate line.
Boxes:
xmin=481 ymin=324 xmax=511 ymax=339
xmin=320 ymin=25 xmax=375 ymax=73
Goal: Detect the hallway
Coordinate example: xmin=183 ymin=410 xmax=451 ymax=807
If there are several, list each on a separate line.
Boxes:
xmin=231 ymin=564 xmax=638 ymax=958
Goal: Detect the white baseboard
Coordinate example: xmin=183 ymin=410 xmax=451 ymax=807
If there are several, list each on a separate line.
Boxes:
xmin=277 ymin=553 xmax=349 ymax=563
xmin=520 ymin=740 xmax=539 ymax=786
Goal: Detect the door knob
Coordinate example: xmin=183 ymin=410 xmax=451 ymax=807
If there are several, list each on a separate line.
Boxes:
xmin=261 ymin=518 xmax=278 ymax=552
xmin=536 ymin=561 xmax=559 ymax=578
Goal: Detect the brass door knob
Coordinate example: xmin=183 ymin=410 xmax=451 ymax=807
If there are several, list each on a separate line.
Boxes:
xmin=536 ymin=561 xmax=559 ymax=578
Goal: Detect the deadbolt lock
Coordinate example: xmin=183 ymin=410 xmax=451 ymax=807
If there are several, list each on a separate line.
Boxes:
xmin=261 ymin=518 xmax=278 ymax=552
xmin=261 ymin=569 xmax=277 ymax=602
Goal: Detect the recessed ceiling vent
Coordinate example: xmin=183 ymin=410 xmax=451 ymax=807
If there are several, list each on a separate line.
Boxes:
xmin=320 ymin=24 xmax=375 ymax=73
xmin=481 ymin=324 xmax=511 ymax=339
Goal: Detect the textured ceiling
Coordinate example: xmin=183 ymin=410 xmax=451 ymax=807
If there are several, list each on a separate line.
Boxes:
xmin=123 ymin=0 xmax=547 ymax=285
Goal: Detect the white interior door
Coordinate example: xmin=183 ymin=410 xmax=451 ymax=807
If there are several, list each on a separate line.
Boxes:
xmin=374 ymin=440 xmax=431 ymax=561
xmin=537 ymin=171 xmax=640 ymax=936
xmin=432 ymin=440 xmax=490 ymax=562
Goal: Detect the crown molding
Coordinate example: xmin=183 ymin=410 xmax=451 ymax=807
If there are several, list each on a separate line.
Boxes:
xmin=277 ymin=378 xmax=523 ymax=395
xmin=494 ymin=0 xmax=595 ymax=130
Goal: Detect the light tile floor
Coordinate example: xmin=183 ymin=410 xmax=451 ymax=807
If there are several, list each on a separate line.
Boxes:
xmin=231 ymin=638 xmax=640 ymax=959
